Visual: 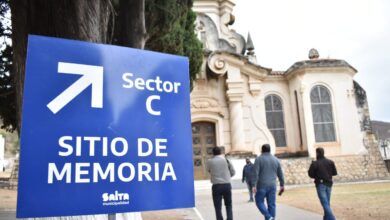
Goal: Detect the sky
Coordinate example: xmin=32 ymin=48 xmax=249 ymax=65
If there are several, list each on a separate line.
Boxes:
xmin=231 ymin=0 xmax=390 ymax=122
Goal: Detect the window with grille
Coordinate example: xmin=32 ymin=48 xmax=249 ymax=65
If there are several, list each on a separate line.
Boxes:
xmin=310 ymin=85 xmax=336 ymax=142
xmin=265 ymin=94 xmax=287 ymax=147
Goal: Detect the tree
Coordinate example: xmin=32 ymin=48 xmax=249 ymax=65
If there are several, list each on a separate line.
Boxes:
xmin=115 ymin=0 xmax=202 ymax=88
xmin=0 ymin=0 xmax=15 ymax=132
xmin=117 ymin=0 xmax=147 ymax=49
xmin=144 ymin=0 xmax=202 ymax=89
xmin=9 ymin=0 xmax=115 ymax=133
xmin=2 ymin=0 xmax=202 ymax=133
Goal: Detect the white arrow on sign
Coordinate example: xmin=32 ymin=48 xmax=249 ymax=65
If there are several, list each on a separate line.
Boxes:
xmin=47 ymin=62 xmax=104 ymax=114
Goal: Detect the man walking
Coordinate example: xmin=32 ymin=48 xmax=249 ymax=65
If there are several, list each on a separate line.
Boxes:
xmin=207 ymin=146 xmax=236 ymax=220
xmin=242 ymin=158 xmax=256 ymax=202
xmin=308 ymin=147 xmax=338 ymax=220
xmin=253 ymin=144 xmax=284 ymax=220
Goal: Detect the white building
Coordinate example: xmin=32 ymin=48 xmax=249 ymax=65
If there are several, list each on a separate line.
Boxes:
xmin=191 ymin=0 xmax=371 ymax=179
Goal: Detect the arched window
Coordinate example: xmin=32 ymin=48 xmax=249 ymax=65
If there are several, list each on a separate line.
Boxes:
xmin=310 ymin=85 xmax=336 ymax=142
xmin=265 ymin=94 xmax=287 ymax=147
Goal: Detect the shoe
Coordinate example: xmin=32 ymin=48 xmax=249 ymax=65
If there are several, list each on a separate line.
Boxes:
xmin=268 ymin=217 xmax=274 ymax=220
xmin=248 ymin=199 xmax=254 ymax=202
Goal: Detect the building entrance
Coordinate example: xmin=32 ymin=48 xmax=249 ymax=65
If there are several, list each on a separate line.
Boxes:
xmin=192 ymin=121 xmax=216 ymax=180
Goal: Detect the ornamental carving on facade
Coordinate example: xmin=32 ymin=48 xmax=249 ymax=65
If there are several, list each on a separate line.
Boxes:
xmin=207 ymin=53 xmax=228 ymax=77
xmin=191 ymin=97 xmax=224 ymax=116
xmin=191 ymin=97 xmax=219 ymax=109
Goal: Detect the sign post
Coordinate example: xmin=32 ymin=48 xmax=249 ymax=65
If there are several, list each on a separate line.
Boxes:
xmin=17 ymin=35 xmax=194 ymax=218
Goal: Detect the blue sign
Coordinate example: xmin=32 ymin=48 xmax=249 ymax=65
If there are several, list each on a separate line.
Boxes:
xmin=17 ymin=35 xmax=194 ymax=218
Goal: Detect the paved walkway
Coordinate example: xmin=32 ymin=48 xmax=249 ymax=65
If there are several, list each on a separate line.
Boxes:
xmin=195 ymin=189 xmax=322 ymax=220
xmin=0 ymin=187 xmax=322 ymax=220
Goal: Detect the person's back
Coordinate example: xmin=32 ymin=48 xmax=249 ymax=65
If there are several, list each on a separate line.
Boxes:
xmin=207 ymin=146 xmax=235 ymax=220
xmin=308 ymin=147 xmax=337 ymax=220
xmin=308 ymin=157 xmax=337 ymax=186
xmin=207 ymin=156 xmax=233 ymax=184
xmin=253 ymin=144 xmax=284 ymax=220
xmin=255 ymin=152 xmax=284 ymax=188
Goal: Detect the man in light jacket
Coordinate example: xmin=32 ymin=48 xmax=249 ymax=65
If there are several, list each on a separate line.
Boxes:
xmin=207 ymin=146 xmax=236 ymax=220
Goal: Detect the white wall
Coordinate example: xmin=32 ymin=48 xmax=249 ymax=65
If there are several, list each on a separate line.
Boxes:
xmin=295 ymin=69 xmax=365 ymax=156
xmin=260 ymin=77 xmax=300 ymax=154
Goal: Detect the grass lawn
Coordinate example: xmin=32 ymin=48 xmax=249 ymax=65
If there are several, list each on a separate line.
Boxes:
xmin=278 ymin=182 xmax=390 ymax=220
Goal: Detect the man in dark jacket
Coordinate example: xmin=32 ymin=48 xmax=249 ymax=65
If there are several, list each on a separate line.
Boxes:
xmin=242 ymin=158 xmax=256 ymax=202
xmin=308 ymin=147 xmax=338 ymax=220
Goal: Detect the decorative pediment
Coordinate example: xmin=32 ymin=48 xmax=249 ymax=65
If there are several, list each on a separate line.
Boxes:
xmin=195 ymin=13 xmax=245 ymax=54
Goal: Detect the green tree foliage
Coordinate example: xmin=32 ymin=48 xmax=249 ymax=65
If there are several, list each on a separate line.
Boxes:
xmin=145 ymin=0 xmax=202 ymax=89
xmin=114 ymin=0 xmax=203 ymax=89
xmin=10 ymin=0 xmax=115 ymax=133
xmin=0 ymin=0 xmax=15 ymax=132
xmin=1 ymin=0 xmax=203 ymax=133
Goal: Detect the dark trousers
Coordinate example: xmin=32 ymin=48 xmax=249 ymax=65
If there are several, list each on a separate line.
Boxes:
xmin=246 ymin=182 xmax=254 ymax=201
xmin=212 ymin=183 xmax=233 ymax=220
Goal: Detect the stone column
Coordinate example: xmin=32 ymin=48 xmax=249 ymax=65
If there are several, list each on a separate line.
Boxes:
xmin=227 ymin=96 xmax=245 ymax=152
xmin=207 ymin=52 xmax=248 ymax=153
xmin=300 ymin=83 xmax=316 ymax=157
xmin=226 ymin=66 xmax=246 ymax=152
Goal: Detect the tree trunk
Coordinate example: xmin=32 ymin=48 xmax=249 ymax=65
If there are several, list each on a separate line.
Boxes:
xmin=10 ymin=1 xmax=149 ymax=219
xmin=10 ymin=0 xmax=114 ymax=133
xmin=118 ymin=0 xmax=147 ymax=49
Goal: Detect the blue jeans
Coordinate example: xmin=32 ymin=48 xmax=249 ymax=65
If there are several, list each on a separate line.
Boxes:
xmin=255 ymin=185 xmax=276 ymax=220
xmin=316 ymin=184 xmax=336 ymax=220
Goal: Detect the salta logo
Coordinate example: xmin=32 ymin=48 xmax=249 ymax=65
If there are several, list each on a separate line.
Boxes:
xmin=102 ymin=190 xmax=130 ymax=206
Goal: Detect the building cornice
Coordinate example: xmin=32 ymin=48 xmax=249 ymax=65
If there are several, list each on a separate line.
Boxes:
xmin=285 ymin=59 xmax=357 ymax=79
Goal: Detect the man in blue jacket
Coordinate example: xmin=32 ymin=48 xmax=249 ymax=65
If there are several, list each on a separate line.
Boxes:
xmin=253 ymin=144 xmax=285 ymax=220
xmin=242 ymin=158 xmax=256 ymax=202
